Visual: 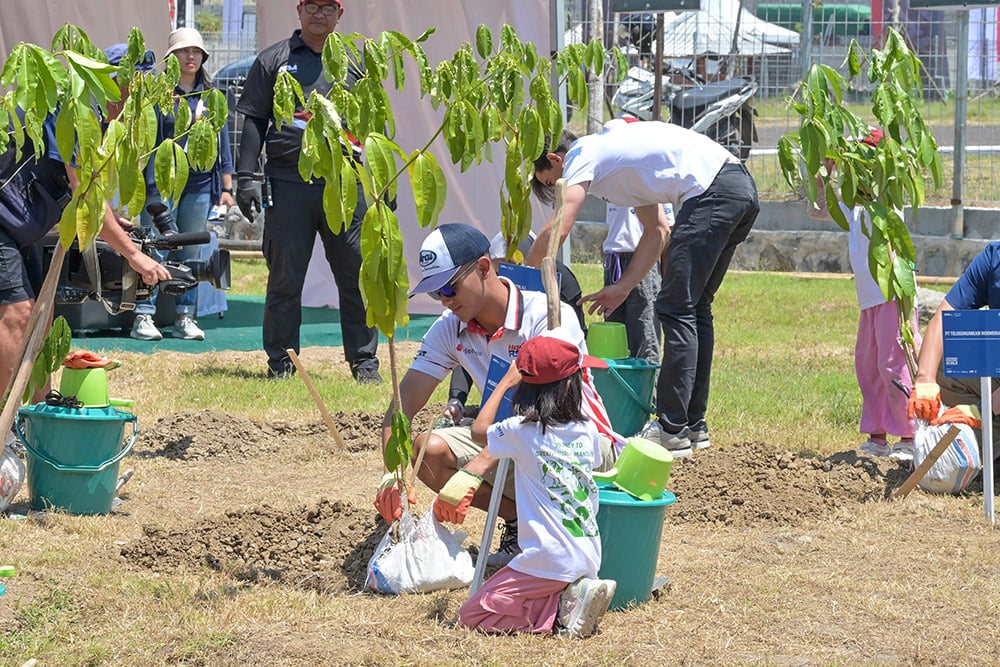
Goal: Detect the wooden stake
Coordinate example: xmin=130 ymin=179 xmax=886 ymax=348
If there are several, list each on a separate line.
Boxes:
xmin=1 ymin=244 xmax=66 ymax=447
xmin=892 ymin=425 xmax=961 ymax=500
xmin=286 ymin=349 xmax=348 ymax=451
xmin=471 ymin=178 xmax=569 ymax=594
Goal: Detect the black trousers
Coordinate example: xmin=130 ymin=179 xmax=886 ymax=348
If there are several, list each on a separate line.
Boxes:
xmin=655 ymin=162 xmax=759 ymax=432
xmin=261 ymin=177 xmax=378 ymax=371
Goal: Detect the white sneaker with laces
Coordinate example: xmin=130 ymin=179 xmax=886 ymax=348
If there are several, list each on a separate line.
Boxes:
xmin=485 ymin=519 xmax=521 ymax=568
xmin=130 ymin=313 xmax=162 ymax=341
xmin=557 ymin=577 xmax=617 ymax=638
xmin=173 ymin=314 xmax=205 ymax=340
xmin=860 ymin=439 xmax=892 ymax=457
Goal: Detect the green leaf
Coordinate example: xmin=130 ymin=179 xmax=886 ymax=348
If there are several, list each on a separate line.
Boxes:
xmin=273 ymin=71 xmax=302 ymax=129
xmin=519 ymin=107 xmax=542 ymax=162
xmin=475 ymin=24 xmax=493 ymax=59
xmin=55 ymin=102 xmax=77 ymax=165
xmin=187 ymin=118 xmax=217 ymax=172
xmin=323 ymin=174 xmax=346 ymax=234
xmin=173 ymin=96 xmax=192 ymax=137
xmin=825 ymin=180 xmax=848 ymax=230
xmin=204 ymin=88 xmax=228 ymax=132
xmin=384 ymin=408 xmax=413 ymax=474
xmin=364 ymin=133 xmax=397 ymax=196
xmin=153 ymin=138 xmax=189 ymax=204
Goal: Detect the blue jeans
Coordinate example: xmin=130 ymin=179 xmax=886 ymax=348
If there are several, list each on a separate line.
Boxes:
xmin=134 ymin=191 xmax=212 ymax=316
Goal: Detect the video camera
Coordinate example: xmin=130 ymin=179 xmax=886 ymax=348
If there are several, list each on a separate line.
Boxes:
xmin=55 ymin=203 xmax=231 ymax=312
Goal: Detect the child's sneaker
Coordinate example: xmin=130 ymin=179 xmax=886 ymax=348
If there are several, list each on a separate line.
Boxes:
xmin=860 ymin=439 xmax=892 ymax=457
xmin=557 ymin=577 xmax=616 ymax=638
xmin=890 ymin=441 xmax=916 ymax=462
xmin=485 ymin=519 xmax=521 ymax=568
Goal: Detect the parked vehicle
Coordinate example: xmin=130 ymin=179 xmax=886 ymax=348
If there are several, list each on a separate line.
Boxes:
xmin=612 ymin=64 xmax=758 ymax=161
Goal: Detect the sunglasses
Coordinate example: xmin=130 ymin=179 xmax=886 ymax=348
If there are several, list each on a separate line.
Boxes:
xmin=429 ymin=260 xmax=480 ymax=301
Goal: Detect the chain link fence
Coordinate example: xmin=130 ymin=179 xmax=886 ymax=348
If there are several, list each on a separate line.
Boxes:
xmin=197 ymin=1 xmax=1000 ymax=208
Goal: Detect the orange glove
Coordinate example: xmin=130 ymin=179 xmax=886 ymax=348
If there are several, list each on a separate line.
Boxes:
xmin=908 ymin=382 xmax=940 ymax=421
xmin=63 ymin=350 xmax=120 ymax=369
xmin=374 ymin=472 xmax=417 ymax=524
xmin=930 ymin=404 xmax=982 ymax=428
xmin=432 ymin=468 xmax=483 ymax=524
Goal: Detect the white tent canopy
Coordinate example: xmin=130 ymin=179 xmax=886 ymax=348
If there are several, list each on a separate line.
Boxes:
xmin=656 ymin=0 xmax=800 ymax=58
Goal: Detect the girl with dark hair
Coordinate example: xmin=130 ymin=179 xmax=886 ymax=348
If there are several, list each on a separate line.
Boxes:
xmin=454 ymin=332 xmax=616 ymax=638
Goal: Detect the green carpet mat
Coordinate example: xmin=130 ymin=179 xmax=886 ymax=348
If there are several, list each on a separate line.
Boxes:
xmin=67 ymin=295 xmax=438 ymax=354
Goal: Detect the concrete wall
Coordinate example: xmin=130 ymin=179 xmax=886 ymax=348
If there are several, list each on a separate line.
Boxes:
xmin=570 ymin=197 xmax=998 ymax=278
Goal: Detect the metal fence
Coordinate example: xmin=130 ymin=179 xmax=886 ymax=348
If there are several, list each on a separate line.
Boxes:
xmin=198 ymin=1 xmax=1000 ymax=209
xmin=568 ymin=0 xmax=1000 ymax=210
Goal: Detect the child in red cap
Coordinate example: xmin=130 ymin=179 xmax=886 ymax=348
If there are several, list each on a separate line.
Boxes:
xmin=455 ymin=330 xmax=617 ymax=638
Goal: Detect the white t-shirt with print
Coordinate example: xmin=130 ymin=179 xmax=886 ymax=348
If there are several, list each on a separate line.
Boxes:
xmin=410 ymin=278 xmax=622 ymax=445
xmin=488 ymin=416 xmax=602 ymax=582
xmin=563 ymin=120 xmax=734 ymax=207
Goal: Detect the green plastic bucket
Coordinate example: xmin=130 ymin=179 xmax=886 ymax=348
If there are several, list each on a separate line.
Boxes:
xmin=16 ymin=404 xmax=137 ymax=515
xmin=591 ymin=358 xmax=657 ymax=437
xmin=597 ymin=483 xmax=675 ymax=610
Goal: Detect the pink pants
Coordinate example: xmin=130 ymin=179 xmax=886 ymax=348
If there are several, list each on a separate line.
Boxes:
xmin=855 ymin=301 xmax=920 ymax=438
xmin=458 ymin=566 xmax=567 ymax=635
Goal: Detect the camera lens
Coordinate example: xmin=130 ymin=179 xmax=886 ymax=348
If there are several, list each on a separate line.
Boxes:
xmin=145 ymin=203 xmax=178 ymax=236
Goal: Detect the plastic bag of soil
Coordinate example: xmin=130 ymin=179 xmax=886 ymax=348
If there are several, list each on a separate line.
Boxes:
xmin=914 ymin=421 xmax=981 ymax=495
xmin=1 ymin=433 xmax=26 ymax=510
xmin=366 ymin=510 xmax=474 ymax=594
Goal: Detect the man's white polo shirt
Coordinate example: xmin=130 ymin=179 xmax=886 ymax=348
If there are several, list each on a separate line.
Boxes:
xmin=411 ymin=278 xmax=622 ymax=446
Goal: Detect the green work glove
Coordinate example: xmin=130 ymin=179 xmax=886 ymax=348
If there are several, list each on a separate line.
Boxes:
xmin=433 ymin=468 xmax=483 ymax=524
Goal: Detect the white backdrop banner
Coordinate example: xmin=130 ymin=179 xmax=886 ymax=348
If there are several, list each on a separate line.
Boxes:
xmin=256 ymin=0 xmax=553 ymax=315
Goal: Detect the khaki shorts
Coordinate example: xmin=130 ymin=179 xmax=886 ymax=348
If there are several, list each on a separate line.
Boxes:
xmin=435 ymin=426 xmax=616 ymax=500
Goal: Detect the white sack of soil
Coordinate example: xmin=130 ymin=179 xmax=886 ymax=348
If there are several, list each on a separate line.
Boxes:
xmin=915 ymin=422 xmax=981 ymax=495
xmin=366 ymin=511 xmax=474 ymax=594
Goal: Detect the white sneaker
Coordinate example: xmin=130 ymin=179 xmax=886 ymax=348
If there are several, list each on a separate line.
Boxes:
xmin=557 ymin=577 xmax=617 ymax=638
xmin=173 ymin=314 xmax=205 ymax=340
xmin=890 ymin=441 xmax=916 ymax=462
xmin=130 ymin=314 xmax=162 ymax=341
xmin=860 ymin=439 xmax=892 ymax=457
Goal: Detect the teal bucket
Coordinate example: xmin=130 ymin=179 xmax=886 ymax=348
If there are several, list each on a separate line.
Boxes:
xmin=16 ymin=404 xmax=137 ymax=515
xmin=597 ymin=483 xmax=675 ymax=610
xmin=591 ymin=358 xmax=658 ymax=438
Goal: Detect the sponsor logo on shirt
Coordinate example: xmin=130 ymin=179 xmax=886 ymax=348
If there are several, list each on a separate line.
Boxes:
xmin=508 ymin=344 xmax=521 ymax=357
xmin=279 ymin=64 xmax=298 ymax=74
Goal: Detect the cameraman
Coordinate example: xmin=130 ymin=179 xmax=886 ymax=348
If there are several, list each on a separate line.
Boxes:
xmin=1 ymin=113 xmax=170 ymax=402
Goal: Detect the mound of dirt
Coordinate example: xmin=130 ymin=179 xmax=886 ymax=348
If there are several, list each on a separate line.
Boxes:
xmin=121 ymin=499 xmax=385 ymax=593
xmin=121 ymin=431 xmax=913 ymax=595
xmin=136 ymin=408 xmax=443 ymax=460
xmin=667 ymin=441 xmax=911 ymax=527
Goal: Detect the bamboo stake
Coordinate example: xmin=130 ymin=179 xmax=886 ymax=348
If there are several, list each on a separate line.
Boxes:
xmin=286 ymin=349 xmax=347 ymax=451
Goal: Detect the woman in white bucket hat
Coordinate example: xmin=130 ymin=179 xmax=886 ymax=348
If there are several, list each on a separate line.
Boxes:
xmin=131 ymin=27 xmax=235 ymax=343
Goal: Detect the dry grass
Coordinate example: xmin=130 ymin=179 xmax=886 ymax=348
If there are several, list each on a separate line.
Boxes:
xmin=3 ymin=272 xmax=1000 ymax=666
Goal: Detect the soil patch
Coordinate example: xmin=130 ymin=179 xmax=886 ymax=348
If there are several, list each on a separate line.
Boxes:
xmin=121 ymin=419 xmax=915 ymax=594
xmin=135 ymin=408 xmax=441 ymax=461
xmin=120 ymin=498 xmax=386 ymax=593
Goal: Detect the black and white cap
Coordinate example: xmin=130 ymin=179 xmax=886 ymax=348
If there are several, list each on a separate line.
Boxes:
xmin=410 ymin=223 xmax=490 ymax=296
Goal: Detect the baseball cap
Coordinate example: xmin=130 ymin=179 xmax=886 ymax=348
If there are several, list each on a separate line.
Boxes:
xmin=167 ymin=27 xmax=210 ymax=61
xmin=411 ymin=223 xmax=490 ymax=296
xmin=104 ymin=44 xmax=156 ymax=75
xmin=516 ymin=331 xmax=608 ymax=385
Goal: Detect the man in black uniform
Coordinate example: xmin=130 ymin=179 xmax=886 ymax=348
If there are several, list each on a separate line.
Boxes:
xmin=235 ymin=0 xmax=381 ymax=383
